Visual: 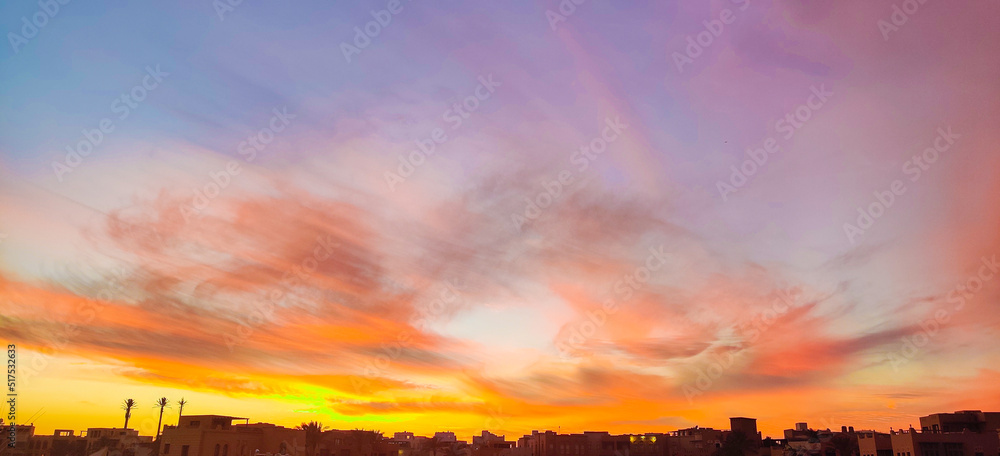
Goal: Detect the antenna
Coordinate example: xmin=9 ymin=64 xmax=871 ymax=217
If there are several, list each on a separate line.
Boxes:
xmin=23 ymin=408 xmax=46 ymax=424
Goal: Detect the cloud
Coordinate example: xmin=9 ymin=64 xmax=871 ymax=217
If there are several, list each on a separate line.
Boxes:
xmin=2 ymin=0 xmax=1000 ymax=437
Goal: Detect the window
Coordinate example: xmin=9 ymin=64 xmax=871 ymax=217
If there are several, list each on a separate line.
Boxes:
xmin=164 ymin=444 xmax=171 ymax=454
xmin=224 ymin=444 xmax=229 ymax=456
xmin=921 ymin=442 xmax=941 ymax=456
xmin=182 ymin=445 xmax=190 ymax=456
xmin=944 ymin=443 xmax=963 ymax=456
xmin=216 ymin=444 xmax=221 ymax=456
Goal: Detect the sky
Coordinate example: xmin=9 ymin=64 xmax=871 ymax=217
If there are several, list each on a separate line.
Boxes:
xmin=1 ymin=0 xmax=1000 ymax=440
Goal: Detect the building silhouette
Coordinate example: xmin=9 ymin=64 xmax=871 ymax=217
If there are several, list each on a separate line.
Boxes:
xmin=6 ymin=410 xmax=999 ymax=456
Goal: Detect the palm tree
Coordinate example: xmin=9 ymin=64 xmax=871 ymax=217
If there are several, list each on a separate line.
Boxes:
xmin=830 ymin=434 xmax=858 ymax=456
xmin=296 ymin=421 xmax=327 ymax=456
xmin=426 ymin=436 xmax=451 ymax=456
xmin=154 ymin=397 xmax=170 ymax=441
xmin=122 ymin=399 xmax=137 ymax=429
xmin=177 ymin=398 xmax=187 ymax=425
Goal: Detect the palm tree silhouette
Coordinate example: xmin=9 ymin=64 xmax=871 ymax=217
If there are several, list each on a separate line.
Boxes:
xmin=296 ymin=421 xmax=327 ymax=456
xmin=426 ymin=436 xmax=452 ymax=456
xmin=177 ymin=398 xmax=187 ymax=425
xmin=154 ymin=397 xmax=170 ymax=441
xmin=122 ymin=399 xmax=137 ymax=429
xmin=830 ymin=434 xmax=858 ymax=456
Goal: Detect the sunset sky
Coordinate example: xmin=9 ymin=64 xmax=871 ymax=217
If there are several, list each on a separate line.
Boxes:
xmin=2 ymin=0 xmax=1000 ymax=440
